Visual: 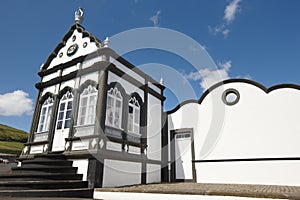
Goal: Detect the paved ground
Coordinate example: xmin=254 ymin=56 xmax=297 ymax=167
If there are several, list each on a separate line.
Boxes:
xmin=0 ymin=163 xmax=16 ymax=174
xmin=96 ymin=182 xmax=300 ymax=199
xmin=2 ymin=163 xmax=300 ymax=199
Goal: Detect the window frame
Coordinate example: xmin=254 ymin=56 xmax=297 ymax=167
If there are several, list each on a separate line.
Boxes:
xmin=37 ymin=96 xmax=54 ymax=133
xmin=77 ymin=85 xmax=98 ymax=126
xmin=128 ymin=96 xmax=141 ymax=135
xmin=105 ymin=87 xmax=123 ymax=129
xmin=56 ymin=91 xmax=74 ymax=130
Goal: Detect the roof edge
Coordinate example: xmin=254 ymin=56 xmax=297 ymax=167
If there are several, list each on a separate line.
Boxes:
xmin=41 ymin=24 xmax=102 ymax=71
xmin=167 ymin=78 xmax=300 ymax=115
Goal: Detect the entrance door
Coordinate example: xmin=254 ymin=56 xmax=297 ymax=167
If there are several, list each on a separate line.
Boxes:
xmin=171 ymin=129 xmax=195 ymax=182
xmin=52 ymin=91 xmax=73 ymax=152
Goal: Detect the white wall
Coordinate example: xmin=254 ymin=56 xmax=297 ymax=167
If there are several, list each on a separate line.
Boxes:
xmin=196 ymin=161 xmax=300 ymax=186
xmin=168 ymin=81 xmax=300 ymax=185
xmin=48 ymin=29 xmax=98 ymax=70
xmin=109 ymin=57 xmax=145 ymax=85
xmin=107 ymin=71 xmax=144 ymax=100
xmin=146 ymin=164 xmax=161 ymax=184
xmin=72 ymin=159 xmax=89 ymax=181
xmin=147 ymin=94 xmax=162 ymax=161
xmin=102 ymin=159 xmax=141 ymax=187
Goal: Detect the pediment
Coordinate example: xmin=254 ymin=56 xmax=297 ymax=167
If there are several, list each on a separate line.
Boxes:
xmin=41 ymin=24 xmax=101 ymax=71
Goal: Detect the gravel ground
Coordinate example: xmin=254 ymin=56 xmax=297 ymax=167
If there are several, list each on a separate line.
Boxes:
xmin=96 ymin=182 xmax=300 ymax=199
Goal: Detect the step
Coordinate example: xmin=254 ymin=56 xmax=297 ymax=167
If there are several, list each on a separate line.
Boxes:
xmin=0 ymin=188 xmax=93 ymax=198
xmin=33 ymin=153 xmax=67 ymax=161
xmin=0 ymin=173 xmax=83 ymax=181
xmin=0 ymin=180 xmax=88 ymax=190
xmin=12 ymin=166 xmax=78 ymax=174
xmin=21 ymin=159 xmax=73 ymax=167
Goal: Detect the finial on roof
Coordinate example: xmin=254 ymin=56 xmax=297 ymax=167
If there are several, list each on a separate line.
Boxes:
xmin=160 ymin=77 xmax=164 ymax=86
xmin=103 ymin=37 xmax=110 ymax=47
xmin=75 ymin=8 xmax=84 ymax=24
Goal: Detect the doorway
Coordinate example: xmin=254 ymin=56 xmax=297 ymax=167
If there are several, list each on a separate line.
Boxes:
xmin=52 ymin=91 xmax=73 ymax=152
xmin=171 ymin=128 xmax=196 ymax=182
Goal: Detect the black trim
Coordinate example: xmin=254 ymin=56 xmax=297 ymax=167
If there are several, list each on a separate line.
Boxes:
xmin=161 ymin=112 xmax=169 ymax=182
xmin=36 ymin=61 xmax=165 ymax=101
xmin=104 ymin=47 xmax=164 ymax=91
xmin=25 ymin=141 xmax=49 ymax=146
xmin=29 ymin=90 xmax=42 ymax=142
xmin=36 ymin=71 xmax=78 ymax=89
xmin=40 ymin=45 xmax=164 ymax=92
xmin=108 ymin=65 xmax=144 ymax=88
xmin=167 ymin=78 xmax=300 ymax=114
xmin=39 ymin=92 xmax=54 ymax=104
xmin=64 ymin=149 xmax=161 ymax=165
xmin=47 ymin=95 xmax=60 ymax=152
xmin=57 ymin=86 xmax=74 ymax=99
xmin=141 ymin=84 xmax=148 ymax=184
xmin=78 ymin=80 xmax=98 ymax=94
xmin=39 ymin=56 xmax=86 ymax=77
xmin=222 ymin=88 xmax=240 ymax=106
xmin=193 ymin=157 xmax=300 ymax=163
xmin=87 ymin=158 xmax=104 ymax=188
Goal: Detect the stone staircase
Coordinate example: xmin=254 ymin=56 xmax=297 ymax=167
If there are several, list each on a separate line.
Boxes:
xmin=0 ymin=153 xmax=93 ymax=198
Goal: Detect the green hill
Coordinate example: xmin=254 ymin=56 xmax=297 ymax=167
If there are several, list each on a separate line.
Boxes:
xmin=0 ymin=124 xmax=28 ymax=155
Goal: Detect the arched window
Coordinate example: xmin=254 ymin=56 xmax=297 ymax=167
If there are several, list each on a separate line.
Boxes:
xmin=128 ymin=96 xmax=140 ymax=135
xmin=77 ymin=85 xmax=98 ymax=126
xmin=106 ymin=87 xmax=123 ymax=129
xmin=56 ymin=91 xmax=74 ymax=130
xmin=37 ymin=96 xmax=54 ymax=133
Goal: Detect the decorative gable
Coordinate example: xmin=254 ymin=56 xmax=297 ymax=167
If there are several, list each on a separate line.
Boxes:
xmin=41 ymin=24 xmax=101 ymax=71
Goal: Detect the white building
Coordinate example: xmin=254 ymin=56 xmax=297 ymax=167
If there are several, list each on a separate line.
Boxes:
xmin=11 ymin=8 xmax=300 ymax=198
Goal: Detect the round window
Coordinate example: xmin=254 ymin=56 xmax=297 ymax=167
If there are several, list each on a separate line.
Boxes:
xmin=222 ymin=89 xmax=240 ymax=106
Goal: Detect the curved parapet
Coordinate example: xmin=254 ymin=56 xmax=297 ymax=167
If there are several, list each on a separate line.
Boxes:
xmin=167 ymin=78 xmax=300 ymax=186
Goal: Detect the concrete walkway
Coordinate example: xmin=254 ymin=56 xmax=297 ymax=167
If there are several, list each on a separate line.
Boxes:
xmin=95 ymin=182 xmax=300 ymax=199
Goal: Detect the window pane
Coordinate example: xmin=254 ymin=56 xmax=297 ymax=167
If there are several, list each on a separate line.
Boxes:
xmin=67 ymin=101 xmax=72 ymax=109
xmin=66 ymin=110 xmax=72 ymax=119
xmin=64 ymin=120 xmax=71 ymax=129
xmin=58 ymin=112 xmax=64 ymax=120
xmin=134 ymin=124 xmax=139 ymax=134
xmin=128 ymin=114 xmax=133 ymax=132
xmin=81 ymin=97 xmax=88 ymax=106
xmin=116 ymin=100 xmax=121 ymax=108
xmin=79 ymin=117 xmax=85 ymax=125
xmin=89 ymin=95 xmax=96 ymax=105
xmin=129 ymin=105 xmax=133 ymax=114
xmin=107 ymin=109 xmax=113 ymax=125
xmin=60 ymin=103 xmax=65 ymax=111
xmin=57 ymin=121 xmax=63 ymax=130
xmin=134 ymin=108 xmax=140 ymax=124
xmin=38 ymin=124 xmax=44 ymax=133
xmin=41 ymin=107 xmax=47 ymax=115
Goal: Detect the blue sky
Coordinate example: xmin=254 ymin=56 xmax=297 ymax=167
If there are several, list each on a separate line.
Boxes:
xmin=0 ymin=0 xmax=299 ymax=132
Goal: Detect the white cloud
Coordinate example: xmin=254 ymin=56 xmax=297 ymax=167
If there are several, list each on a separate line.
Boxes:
xmin=224 ymin=0 xmax=241 ymax=24
xmin=185 ymin=60 xmax=232 ymax=90
xmin=150 ymin=10 xmax=161 ymax=27
xmin=209 ymin=0 xmax=242 ymax=38
xmin=0 ymin=90 xmax=33 ymax=116
xmin=208 ymin=24 xmax=225 ymax=35
xmin=222 ymin=29 xmax=230 ymax=38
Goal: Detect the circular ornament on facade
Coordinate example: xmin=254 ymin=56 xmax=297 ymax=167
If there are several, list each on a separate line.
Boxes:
xmin=59 ymin=52 xmax=63 ymax=58
xmin=72 ymin=35 xmax=76 ymax=41
xmin=83 ymin=42 xmax=88 ymax=48
xmin=67 ymin=44 xmax=79 ymax=56
xmin=222 ymin=88 xmax=240 ymax=106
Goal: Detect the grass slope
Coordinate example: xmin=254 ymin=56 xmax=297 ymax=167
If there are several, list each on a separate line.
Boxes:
xmin=0 ymin=124 xmax=28 ymax=155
